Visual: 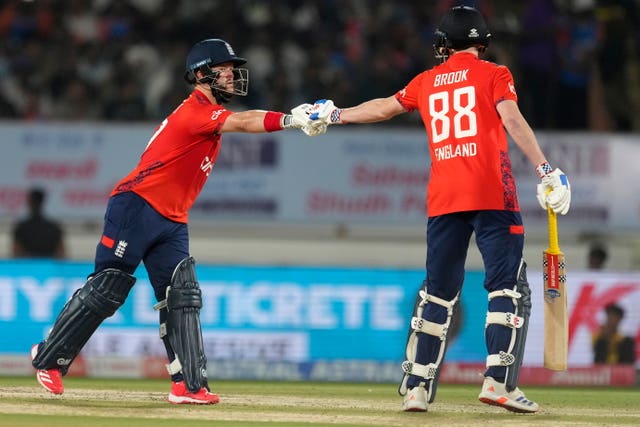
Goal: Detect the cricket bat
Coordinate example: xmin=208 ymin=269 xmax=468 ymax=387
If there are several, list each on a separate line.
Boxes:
xmin=543 ymin=199 xmax=568 ymax=370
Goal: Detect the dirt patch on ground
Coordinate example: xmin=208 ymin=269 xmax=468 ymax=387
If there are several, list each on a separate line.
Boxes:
xmin=0 ymin=386 xmax=637 ymax=427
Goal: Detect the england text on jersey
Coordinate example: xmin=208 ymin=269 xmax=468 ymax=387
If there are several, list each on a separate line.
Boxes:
xmin=434 ymin=142 xmax=477 ymax=161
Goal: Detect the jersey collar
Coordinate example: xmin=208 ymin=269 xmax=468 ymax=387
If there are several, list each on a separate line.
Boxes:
xmin=193 ymin=89 xmax=213 ymax=105
xmin=449 ymin=52 xmax=479 ymax=63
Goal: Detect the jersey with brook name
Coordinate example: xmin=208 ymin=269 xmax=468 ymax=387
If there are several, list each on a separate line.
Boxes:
xmin=111 ymin=90 xmax=232 ymax=223
xmin=395 ymin=52 xmax=519 ymax=217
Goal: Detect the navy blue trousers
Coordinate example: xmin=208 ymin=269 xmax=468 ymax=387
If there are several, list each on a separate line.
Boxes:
xmin=94 ymin=192 xmax=189 ymax=379
xmin=94 ymin=192 xmax=189 ymax=300
xmin=408 ymin=210 xmax=525 ymax=387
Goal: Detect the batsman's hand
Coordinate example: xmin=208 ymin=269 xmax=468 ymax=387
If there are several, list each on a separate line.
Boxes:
xmin=308 ymin=99 xmax=342 ymax=126
xmin=536 ymin=168 xmax=571 ymax=215
xmin=288 ymin=103 xmax=327 ymax=136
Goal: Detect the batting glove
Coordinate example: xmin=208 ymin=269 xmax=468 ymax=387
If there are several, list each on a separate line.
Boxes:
xmin=285 ymin=103 xmax=327 ymax=136
xmin=308 ymin=99 xmax=343 ymax=125
xmin=536 ymin=164 xmax=571 ymax=215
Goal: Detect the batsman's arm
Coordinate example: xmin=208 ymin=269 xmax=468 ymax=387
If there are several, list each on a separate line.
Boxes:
xmin=340 ymin=96 xmax=407 ymax=123
xmin=221 ymin=110 xmax=298 ymax=133
xmin=497 ymin=99 xmax=571 ymax=215
xmin=311 ymin=96 xmax=406 ymax=125
xmin=496 ymin=100 xmax=546 ymax=167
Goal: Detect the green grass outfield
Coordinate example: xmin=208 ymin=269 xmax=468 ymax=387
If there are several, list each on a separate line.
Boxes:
xmin=0 ymin=376 xmax=638 ymax=426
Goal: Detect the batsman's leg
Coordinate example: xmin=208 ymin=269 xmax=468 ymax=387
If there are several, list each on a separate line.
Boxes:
xmin=31 ymin=269 xmax=136 ymax=394
xmin=474 ymin=211 xmax=538 ymax=413
xmin=479 ymin=260 xmax=537 ymax=413
xmin=399 ymin=213 xmax=471 ymax=412
xmin=154 ymin=257 xmax=218 ymax=404
xmin=399 ymin=284 xmax=460 ymax=412
xmin=484 ymin=260 xmax=532 ymax=390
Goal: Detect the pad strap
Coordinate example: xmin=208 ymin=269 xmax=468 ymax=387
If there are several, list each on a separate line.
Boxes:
xmin=159 ymin=322 xmax=167 ymax=338
xmin=485 ymin=312 xmax=525 ymax=329
xmin=486 ymin=351 xmax=516 ymax=367
xmin=419 ymin=290 xmax=458 ymax=310
xmin=166 ymin=358 xmax=182 ymax=375
xmin=411 ymin=316 xmax=447 ymax=339
xmin=401 ymin=361 xmax=438 ymax=379
xmin=155 ymin=297 xmax=169 ymax=338
xmin=488 ymin=288 xmax=521 ymax=301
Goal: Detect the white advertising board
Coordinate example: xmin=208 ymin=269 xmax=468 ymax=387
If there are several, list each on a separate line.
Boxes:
xmin=1 ymin=123 xmax=638 ymax=231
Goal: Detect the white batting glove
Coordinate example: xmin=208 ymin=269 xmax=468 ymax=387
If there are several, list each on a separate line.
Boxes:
xmin=308 ymin=99 xmax=342 ymax=125
xmin=536 ymin=165 xmax=571 ymax=215
xmin=302 ymin=121 xmax=327 ymax=136
xmin=283 ymin=103 xmax=311 ymax=129
xmin=286 ymin=103 xmax=327 ymax=136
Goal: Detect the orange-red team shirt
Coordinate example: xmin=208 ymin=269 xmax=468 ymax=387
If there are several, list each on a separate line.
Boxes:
xmin=395 ymin=52 xmax=520 ymax=217
xmin=111 ymin=90 xmax=232 ymax=223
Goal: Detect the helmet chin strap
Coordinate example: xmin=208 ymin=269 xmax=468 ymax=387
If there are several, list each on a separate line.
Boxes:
xmin=195 ymin=70 xmax=233 ymax=104
xmin=210 ymin=85 xmax=232 ymax=104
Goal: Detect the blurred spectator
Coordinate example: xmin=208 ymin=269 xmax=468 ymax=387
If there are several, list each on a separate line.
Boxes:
xmin=554 ymin=5 xmax=599 ymax=129
xmin=515 ymin=0 xmax=558 ymax=129
xmin=594 ymin=0 xmax=640 ymax=131
xmin=592 ymin=303 xmax=635 ymax=364
xmin=587 ymin=243 xmax=608 ymax=269
xmin=0 ymin=1 xmax=637 ymax=130
xmin=12 ymin=187 xmax=66 ymax=259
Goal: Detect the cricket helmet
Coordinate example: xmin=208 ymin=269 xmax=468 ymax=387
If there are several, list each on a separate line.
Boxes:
xmin=184 ymin=38 xmax=248 ymax=103
xmin=433 ymin=6 xmax=491 ymax=61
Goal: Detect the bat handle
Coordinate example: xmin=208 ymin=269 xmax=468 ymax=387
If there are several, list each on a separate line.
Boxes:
xmin=547 ymin=189 xmax=560 ymax=253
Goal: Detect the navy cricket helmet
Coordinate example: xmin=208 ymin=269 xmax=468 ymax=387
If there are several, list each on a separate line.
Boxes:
xmin=433 ymin=6 xmax=491 ymax=62
xmin=184 ymin=38 xmax=249 ymax=103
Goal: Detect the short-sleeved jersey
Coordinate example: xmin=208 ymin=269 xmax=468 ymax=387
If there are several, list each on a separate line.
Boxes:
xmin=111 ymin=90 xmax=232 ymax=223
xmin=395 ymin=52 xmax=519 ymax=217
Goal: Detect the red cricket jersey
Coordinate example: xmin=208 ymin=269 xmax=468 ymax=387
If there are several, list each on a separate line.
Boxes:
xmin=395 ymin=52 xmax=520 ymax=217
xmin=111 ymin=90 xmax=232 ymax=223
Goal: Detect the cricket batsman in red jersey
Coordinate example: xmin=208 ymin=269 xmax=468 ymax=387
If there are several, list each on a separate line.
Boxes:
xmin=30 ymin=38 xmax=324 ymax=404
xmin=306 ymin=6 xmax=571 ymax=414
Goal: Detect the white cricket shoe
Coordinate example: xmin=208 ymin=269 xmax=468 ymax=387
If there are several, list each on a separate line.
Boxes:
xmin=402 ymin=386 xmax=429 ymax=412
xmin=478 ymin=376 xmax=539 ymax=413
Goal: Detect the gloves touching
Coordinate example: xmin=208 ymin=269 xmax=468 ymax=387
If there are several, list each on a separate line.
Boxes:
xmin=284 ymin=100 xmax=341 ymax=136
xmin=536 ymin=165 xmax=571 ymax=215
xmin=283 ymin=103 xmax=328 ymax=136
xmin=308 ymin=99 xmax=342 ymax=125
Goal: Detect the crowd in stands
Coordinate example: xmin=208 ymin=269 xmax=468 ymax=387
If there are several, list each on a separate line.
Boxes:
xmin=0 ymin=0 xmax=638 ymax=130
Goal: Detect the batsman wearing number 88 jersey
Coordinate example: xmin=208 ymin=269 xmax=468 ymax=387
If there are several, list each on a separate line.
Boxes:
xmin=305 ymin=6 xmax=571 ymax=413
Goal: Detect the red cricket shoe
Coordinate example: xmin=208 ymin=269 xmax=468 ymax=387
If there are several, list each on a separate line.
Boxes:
xmin=167 ymin=380 xmax=220 ymax=405
xmin=30 ymin=344 xmax=64 ymax=395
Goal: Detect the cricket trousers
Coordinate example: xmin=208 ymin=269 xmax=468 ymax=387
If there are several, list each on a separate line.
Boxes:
xmin=95 ymin=191 xmax=189 ymax=298
xmin=407 ymin=210 xmax=525 ymax=388
xmin=95 ymin=191 xmax=190 ymax=379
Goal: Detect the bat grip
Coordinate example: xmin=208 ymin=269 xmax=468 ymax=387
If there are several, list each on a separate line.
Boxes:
xmin=547 ymin=189 xmax=560 ymax=253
